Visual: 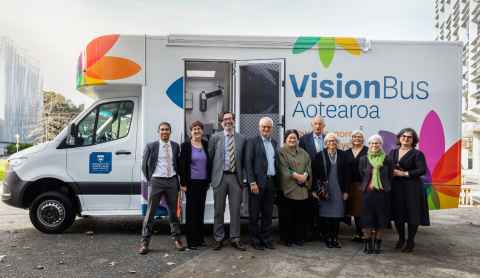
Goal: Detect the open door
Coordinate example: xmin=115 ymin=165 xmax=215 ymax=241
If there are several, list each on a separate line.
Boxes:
xmin=234 ymin=59 xmax=285 ymax=144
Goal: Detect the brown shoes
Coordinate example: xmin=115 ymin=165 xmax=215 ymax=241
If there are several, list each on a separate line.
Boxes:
xmin=231 ymin=241 xmax=247 ymax=251
xmin=175 ymin=239 xmax=186 ymax=251
xmin=213 ymin=241 xmax=223 ymax=251
xmin=138 ymin=242 xmax=149 ymax=255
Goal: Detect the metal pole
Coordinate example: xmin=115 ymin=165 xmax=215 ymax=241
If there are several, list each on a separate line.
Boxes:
xmin=15 ymin=134 xmax=20 ymax=152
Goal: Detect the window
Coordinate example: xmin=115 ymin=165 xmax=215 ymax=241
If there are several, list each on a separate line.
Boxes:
xmin=75 ymin=101 xmax=134 ymax=146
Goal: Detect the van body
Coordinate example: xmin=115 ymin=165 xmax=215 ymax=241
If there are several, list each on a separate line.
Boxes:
xmin=2 ymin=34 xmax=462 ymax=233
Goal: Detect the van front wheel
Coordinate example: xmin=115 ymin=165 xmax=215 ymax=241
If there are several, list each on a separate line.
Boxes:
xmin=29 ymin=191 xmax=76 ymax=233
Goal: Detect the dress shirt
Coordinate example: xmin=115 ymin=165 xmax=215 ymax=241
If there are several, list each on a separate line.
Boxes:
xmin=262 ymin=136 xmax=276 ymax=176
xmin=313 ymin=133 xmax=324 ymax=153
xmin=152 ymin=140 xmax=176 ymax=178
xmin=223 ymin=130 xmax=235 ymax=171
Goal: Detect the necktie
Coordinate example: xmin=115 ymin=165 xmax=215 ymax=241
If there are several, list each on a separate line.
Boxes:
xmin=227 ymin=134 xmax=236 ymax=172
xmin=315 ymin=136 xmax=321 ymax=153
xmin=165 ymin=143 xmax=172 ymax=177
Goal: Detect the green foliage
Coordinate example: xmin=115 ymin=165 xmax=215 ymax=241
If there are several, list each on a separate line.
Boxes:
xmin=6 ymin=143 xmax=33 ymax=155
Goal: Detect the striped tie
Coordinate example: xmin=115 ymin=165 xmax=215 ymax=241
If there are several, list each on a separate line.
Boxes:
xmin=227 ymin=134 xmax=236 ymax=172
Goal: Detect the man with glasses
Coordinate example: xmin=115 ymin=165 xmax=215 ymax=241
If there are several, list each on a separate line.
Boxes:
xmin=245 ymin=117 xmax=278 ymax=250
xmin=209 ymin=111 xmax=247 ymax=251
xmin=138 ymin=122 xmax=185 ymax=255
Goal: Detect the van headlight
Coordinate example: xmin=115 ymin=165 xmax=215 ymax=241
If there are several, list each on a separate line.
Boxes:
xmin=7 ymin=157 xmax=28 ymax=170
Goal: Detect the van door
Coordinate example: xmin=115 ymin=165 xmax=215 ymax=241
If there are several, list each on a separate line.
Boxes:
xmin=234 ymin=59 xmax=285 ymax=217
xmin=66 ymin=97 xmax=138 ymax=212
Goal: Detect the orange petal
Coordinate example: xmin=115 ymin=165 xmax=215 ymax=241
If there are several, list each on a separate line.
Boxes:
xmin=432 ymin=140 xmax=461 ymax=184
xmin=86 ymin=56 xmax=141 ymax=80
xmin=335 ymin=37 xmax=361 ymax=56
xmin=86 ymin=34 xmax=119 ymax=68
xmin=436 ymin=191 xmax=460 ymax=209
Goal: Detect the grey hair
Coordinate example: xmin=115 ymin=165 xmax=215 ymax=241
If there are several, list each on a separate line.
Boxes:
xmin=259 ymin=116 xmax=274 ymax=126
xmin=351 ymin=130 xmax=365 ymax=139
xmin=367 ymin=134 xmax=384 ymax=145
xmin=324 ymin=132 xmax=339 ymax=145
xmin=311 ymin=116 xmax=325 ymax=125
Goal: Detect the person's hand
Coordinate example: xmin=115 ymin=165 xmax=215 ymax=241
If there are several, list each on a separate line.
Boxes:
xmin=312 ymin=192 xmax=319 ymax=199
xmin=250 ymin=183 xmax=259 ymax=194
xmin=180 ymin=185 xmax=187 ymax=192
xmin=343 ymin=193 xmax=349 ymax=201
xmin=393 ymin=169 xmax=408 ymax=177
xmin=294 ymin=173 xmax=307 ymax=184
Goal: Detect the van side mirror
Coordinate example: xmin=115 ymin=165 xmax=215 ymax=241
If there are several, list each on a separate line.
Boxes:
xmin=66 ymin=124 xmax=77 ymax=146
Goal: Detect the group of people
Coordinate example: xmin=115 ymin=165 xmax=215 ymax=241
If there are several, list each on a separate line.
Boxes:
xmin=138 ymin=112 xmax=430 ymax=256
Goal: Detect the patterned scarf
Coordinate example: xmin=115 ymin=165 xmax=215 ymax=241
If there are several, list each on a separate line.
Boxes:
xmin=367 ymin=150 xmax=385 ymax=191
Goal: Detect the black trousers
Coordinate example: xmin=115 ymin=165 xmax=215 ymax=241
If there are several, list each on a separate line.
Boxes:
xmin=248 ymin=177 xmax=275 ymax=244
xmin=283 ymin=198 xmax=308 ymax=243
xmin=321 ymin=217 xmax=340 ymax=239
xmin=185 ymin=179 xmax=209 ymax=246
xmin=305 ymin=195 xmax=319 ymax=240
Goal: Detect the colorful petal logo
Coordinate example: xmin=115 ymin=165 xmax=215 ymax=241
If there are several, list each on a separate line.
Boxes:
xmin=379 ymin=110 xmax=461 ymax=210
xmin=292 ymin=37 xmax=362 ymax=68
xmin=76 ymin=34 xmax=141 ymax=88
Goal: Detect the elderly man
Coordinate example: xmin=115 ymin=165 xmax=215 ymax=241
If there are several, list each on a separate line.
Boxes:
xmin=209 ymin=111 xmax=247 ymax=251
xmin=245 ymin=117 xmax=278 ymax=250
xmin=299 ymin=116 xmax=326 ymax=241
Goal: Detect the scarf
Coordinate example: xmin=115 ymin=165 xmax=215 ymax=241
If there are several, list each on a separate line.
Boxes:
xmin=367 ymin=150 xmax=385 ymax=191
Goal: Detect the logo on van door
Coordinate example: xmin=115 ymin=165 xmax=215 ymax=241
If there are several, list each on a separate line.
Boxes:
xmin=89 ymin=152 xmax=112 ymax=174
xmin=292 ymin=37 xmax=362 ymax=68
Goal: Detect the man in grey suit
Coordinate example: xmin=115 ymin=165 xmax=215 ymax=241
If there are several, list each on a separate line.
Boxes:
xmin=138 ymin=122 xmax=185 ymax=255
xmin=209 ymin=111 xmax=247 ymax=251
xmin=245 ymin=117 xmax=278 ymax=250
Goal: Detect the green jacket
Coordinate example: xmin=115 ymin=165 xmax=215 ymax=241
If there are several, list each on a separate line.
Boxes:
xmin=278 ymin=145 xmax=312 ymax=200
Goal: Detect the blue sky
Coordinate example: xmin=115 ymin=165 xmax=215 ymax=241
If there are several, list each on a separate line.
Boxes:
xmin=0 ymin=0 xmax=434 ymax=106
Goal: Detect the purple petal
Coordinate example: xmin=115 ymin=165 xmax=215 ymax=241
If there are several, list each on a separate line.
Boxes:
xmin=419 ymin=110 xmax=445 ymax=181
xmin=379 ymin=130 xmax=397 ymax=154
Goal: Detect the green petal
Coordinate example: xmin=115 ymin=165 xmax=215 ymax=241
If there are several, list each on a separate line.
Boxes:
xmin=292 ymin=36 xmax=321 ymax=54
xmin=318 ymin=37 xmax=335 ymax=68
xmin=426 ymin=184 xmax=440 ymax=210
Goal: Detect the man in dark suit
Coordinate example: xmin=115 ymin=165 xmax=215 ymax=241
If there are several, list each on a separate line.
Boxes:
xmin=245 ymin=117 xmax=278 ymax=250
xmin=299 ymin=116 xmax=326 ymax=241
xmin=138 ymin=122 xmax=185 ymax=255
xmin=209 ymin=111 xmax=247 ymax=251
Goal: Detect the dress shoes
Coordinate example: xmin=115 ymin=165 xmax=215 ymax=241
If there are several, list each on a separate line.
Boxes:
xmin=251 ymin=242 xmax=265 ymax=250
xmin=138 ymin=242 xmax=150 ymax=255
xmin=213 ymin=241 xmax=223 ymax=251
xmin=175 ymin=239 xmax=186 ymax=251
xmin=231 ymin=241 xmax=247 ymax=251
xmin=263 ymin=241 xmax=275 ymax=250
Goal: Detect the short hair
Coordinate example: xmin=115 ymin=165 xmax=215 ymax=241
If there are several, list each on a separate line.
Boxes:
xmin=311 ymin=116 xmax=325 ymax=125
xmin=259 ymin=117 xmax=273 ymax=126
xmin=190 ymin=120 xmax=204 ymax=131
xmin=158 ymin=122 xmax=171 ymax=131
xmin=351 ymin=130 xmax=365 ymax=139
xmin=324 ymin=132 xmax=339 ymax=145
xmin=367 ymin=134 xmax=384 ymax=145
xmin=218 ymin=111 xmax=235 ymax=122
xmin=284 ymin=129 xmax=299 ymax=143
xmin=396 ymin=128 xmax=419 ymax=148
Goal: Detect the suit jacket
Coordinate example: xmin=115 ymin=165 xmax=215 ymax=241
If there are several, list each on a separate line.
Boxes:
xmin=312 ymin=149 xmax=350 ymax=194
xmin=178 ymin=140 xmax=212 ymax=186
xmin=299 ymin=132 xmax=324 ymax=161
xmin=245 ymin=136 xmax=278 ymax=189
xmin=208 ymin=131 xmax=246 ymax=189
xmin=358 ymin=155 xmax=393 ymax=192
xmin=141 ymin=140 xmax=180 ymax=182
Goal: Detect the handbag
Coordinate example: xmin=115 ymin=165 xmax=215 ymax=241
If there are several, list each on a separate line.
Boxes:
xmin=316 ymin=151 xmax=330 ymax=200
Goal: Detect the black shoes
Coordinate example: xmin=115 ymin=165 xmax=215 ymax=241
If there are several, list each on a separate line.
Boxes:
xmin=138 ymin=242 xmax=149 ymax=255
xmin=325 ymin=238 xmax=333 ymax=248
xmin=395 ymin=239 xmax=405 ymax=250
xmin=374 ymin=239 xmax=382 ymax=254
xmin=402 ymin=240 xmax=415 ymax=253
xmin=363 ymin=238 xmax=374 ymax=254
xmin=264 ymin=241 xmax=276 ymax=250
xmin=331 ymin=238 xmax=341 ymax=248
xmin=174 ymin=240 xmax=186 ymax=251
xmin=251 ymin=242 xmax=265 ymax=250
xmin=213 ymin=241 xmax=223 ymax=251
xmin=231 ymin=241 xmax=247 ymax=251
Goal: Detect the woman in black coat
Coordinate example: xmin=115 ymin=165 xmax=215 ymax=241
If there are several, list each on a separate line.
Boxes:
xmin=358 ymin=134 xmax=393 ymax=254
xmin=312 ymin=133 xmax=350 ymax=248
xmin=179 ymin=121 xmax=212 ymax=249
xmin=388 ymin=128 xmax=430 ymax=253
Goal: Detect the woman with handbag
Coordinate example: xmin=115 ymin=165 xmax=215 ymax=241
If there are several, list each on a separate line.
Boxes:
xmin=312 ymin=133 xmax=350 ymax=248
xmin=278 ymin=129 xmax=312 ymax=247
xmin=358 ymin=134 xmax=393 ymax=254
xmin=179 ymin=121 xmax=212 ymax=250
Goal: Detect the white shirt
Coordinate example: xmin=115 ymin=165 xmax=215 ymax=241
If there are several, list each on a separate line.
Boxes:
xmin=152 ymin=140 xmax=176 ymax=178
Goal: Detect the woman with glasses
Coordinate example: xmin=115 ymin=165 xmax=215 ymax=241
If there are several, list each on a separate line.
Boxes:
xmin=345 ymin=130 xmax=368 ymax=242
xmin=358 ymin=134 xmax=393 ymax=254
xmin=312 ymin=133 xmax=350 ymax=248
xmin=388 ymin=128 xmax=430 ymax=253
xmin=278 ymin=129 xmax=312 ymax=246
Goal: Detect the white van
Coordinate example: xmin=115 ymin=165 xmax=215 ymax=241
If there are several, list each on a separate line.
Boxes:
xmin=2 ymin=34 xmax=462 ymax=233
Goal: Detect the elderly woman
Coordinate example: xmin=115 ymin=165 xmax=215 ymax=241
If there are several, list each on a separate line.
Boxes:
xmin=388 ymin=128 xmax=430 ymax=253
xmin=278 ymin=129 xmax=312 ymax=246
xmin=312 ymin=132 xmax=350 ymax=248
xmin=346 ymin=130 xmax=368 ymax=242
xmin=358 ymin=134 xmax=393 ymax=254
xmin=179 ymin=121 xmax=211 ymax=250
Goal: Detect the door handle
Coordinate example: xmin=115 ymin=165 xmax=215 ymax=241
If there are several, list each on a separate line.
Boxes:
xmin=115 ymin=150 xmax=132 ymax=155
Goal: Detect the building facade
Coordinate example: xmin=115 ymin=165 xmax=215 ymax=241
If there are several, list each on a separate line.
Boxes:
xmin=435 ymin=0 xmax=480 ymax=181
xmin=0 ymin=37 xmax=43 ymax=154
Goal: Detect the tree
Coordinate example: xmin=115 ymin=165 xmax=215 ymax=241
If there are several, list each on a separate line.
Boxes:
xmin=30 ymin=90 xmax=84 ymax=143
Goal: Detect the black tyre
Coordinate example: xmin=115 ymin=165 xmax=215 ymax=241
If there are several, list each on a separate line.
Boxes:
xmin=29 ymin=191 xmax=76 ymax=234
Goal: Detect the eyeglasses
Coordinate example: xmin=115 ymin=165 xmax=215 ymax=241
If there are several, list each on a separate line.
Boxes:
xmin=159 ymin=128 xmax=170 ymax=131
xmin=401 ymin=135 xmax=413 ymax=139
xmin=260 ymin=125 xmax=272 ymax=129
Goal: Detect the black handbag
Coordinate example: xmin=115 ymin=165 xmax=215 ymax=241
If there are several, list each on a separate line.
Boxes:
xmin=316 ymin=151 xmax=329 ymax=200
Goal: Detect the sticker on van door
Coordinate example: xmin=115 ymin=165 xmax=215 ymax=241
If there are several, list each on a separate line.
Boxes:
xmin=89 ymin=152 xmax=112 ymax=174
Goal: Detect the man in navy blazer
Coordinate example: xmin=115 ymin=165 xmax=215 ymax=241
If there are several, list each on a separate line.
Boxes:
xmin=245 ymin=117 xmax=278 ymax=250
xmin=299 ymin=116 xmax=326 ymax=241
xmin=139 ymin=122 xmax=185 ymax=255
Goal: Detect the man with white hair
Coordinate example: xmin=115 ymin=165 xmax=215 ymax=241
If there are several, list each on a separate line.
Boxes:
xmin=245 ymin=117 xmax=278 ymax=250
xmin=299 ymin=116 xmax=326 ymax=241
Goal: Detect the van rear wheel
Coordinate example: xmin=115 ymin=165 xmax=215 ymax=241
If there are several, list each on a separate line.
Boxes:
xmin=29 ymin=191 xmax=76 ymax=234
